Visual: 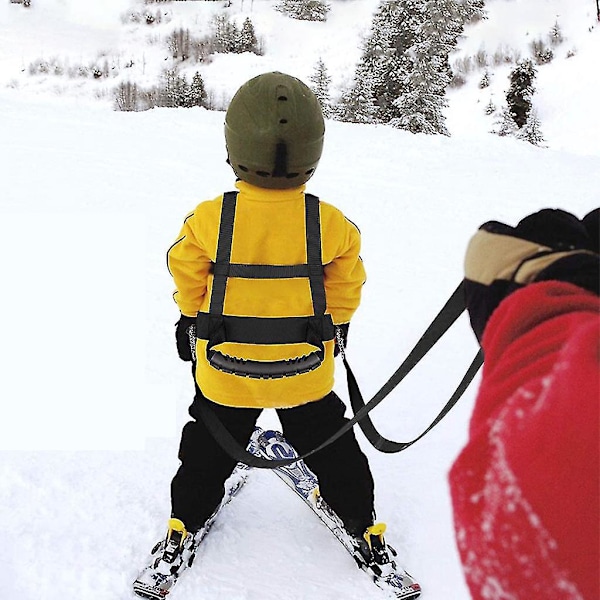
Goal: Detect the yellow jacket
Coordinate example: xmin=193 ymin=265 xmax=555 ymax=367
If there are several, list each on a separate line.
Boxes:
xmin=167 ymin=180 xmax=366 ymax=409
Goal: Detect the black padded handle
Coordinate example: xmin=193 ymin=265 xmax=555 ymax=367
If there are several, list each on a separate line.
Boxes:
xmin=208 ymin=350 xmax=323 ymax=379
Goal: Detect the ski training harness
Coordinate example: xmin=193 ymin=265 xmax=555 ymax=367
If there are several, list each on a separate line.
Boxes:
xmin=195 ymin=191 xmax=484 ymax=468
xmin=194 ymin=191 xmax=334 ymax=379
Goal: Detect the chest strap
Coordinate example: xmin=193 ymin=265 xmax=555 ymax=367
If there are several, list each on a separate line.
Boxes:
xmin=196 ymin=191 xmax=334 ymax=379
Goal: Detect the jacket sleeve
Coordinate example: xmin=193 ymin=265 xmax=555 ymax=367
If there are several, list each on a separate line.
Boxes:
xmin=449 ymin=281 xmax=599 ymax=600
xmin=323 ymin=214 xmax=366 ymax=325
xmin=167 ymin=212 xmax=213 ymax=317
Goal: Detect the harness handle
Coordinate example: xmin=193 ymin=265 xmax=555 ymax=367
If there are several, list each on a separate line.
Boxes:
xmin=208 ymin=349 xmax=324 ymax=379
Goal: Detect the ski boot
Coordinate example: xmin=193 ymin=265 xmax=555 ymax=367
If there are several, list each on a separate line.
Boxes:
xmin=133 ymin=518 xmax=200 ymax=599
xmin=351 ymin=523 xmax=399 ymax=575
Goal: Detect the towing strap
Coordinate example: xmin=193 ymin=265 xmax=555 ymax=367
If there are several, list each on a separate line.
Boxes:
xmin=197 ymin=281 xmax=484 ymax=468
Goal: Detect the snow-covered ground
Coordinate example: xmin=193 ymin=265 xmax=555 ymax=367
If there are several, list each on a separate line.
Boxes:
xmin=0 ymin=2 xmax=598 ymax=600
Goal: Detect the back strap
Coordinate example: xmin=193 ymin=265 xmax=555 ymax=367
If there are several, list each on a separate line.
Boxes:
xmin=196 ymin=314 xmax=335 ymax=345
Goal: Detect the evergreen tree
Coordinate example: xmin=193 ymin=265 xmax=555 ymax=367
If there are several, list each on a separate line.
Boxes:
xmin=479 ymin=70 xmax=491 ymax=89
xmin=516 ymin=109 xmax=546 ymax=146
xmin=239 ymin=17 xmax=259 ymax=53
xmin=456 ymin=0 xmax=486 ymax=24
xmin=484 ymin=98 xmax=496 ymax=115
xmin=506 ymin=59 xmax=536 ymax=129
xmin=213 ymin=14 xmax=239 ymax=53
xmin=187 ymin=72 xmax=207 ymax=108
xmin=336 ymin=74 xmax=378 ymax=124
xmin=309 ymin=58 xmax=332 ymax=117
xmin=161 ymin=69 xmax=189 ymax=108
xmin=548 ymin=20 xmax=564 ymax=46
xmin=493 ymin=106 xmax=519 ymax=137
xmin=275 ymin=0 xmax=330 ymax=22
xmin=340 ymin=0 xmax=422 ymax=124
xmin=342 ymin=0 xmax=470 ymax=132
xmin=391 ymin=0 xmax=464 ymax=134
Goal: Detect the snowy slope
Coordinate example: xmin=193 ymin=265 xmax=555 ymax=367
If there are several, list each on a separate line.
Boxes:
xmin=0 ymin=2 xmax=599 ymax=600
xmin=1 ymin=0 xmax=599 ymax=150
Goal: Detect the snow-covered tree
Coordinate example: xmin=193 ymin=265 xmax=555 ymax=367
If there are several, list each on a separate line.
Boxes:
xmin=336 ymin=74 xmax=378 ymax=124
xmin=114 ymin=81 xmax=140 ymax=112
xmin=160 ymin=69 xmax=190 ymax=108
xmin=548 ymin=20 xmax=564 ymax=46
xmin=275 ymin=0 xmax=330 ymax=22
xmin=506 ymin=59 xmax=537 ymax=129
xmin=168 ymin=28 xmax=192 ymax=62
xmin=341 ymin=0 xmax=472 ymax=133
xmin=309 ymin=58 xmax=332 ymax=118
xmin=456 ymin=0 xmax=486 ymax=24
xmin=492 ymin=106 xmax=519 ymax=137
xmin=484 ymin=98 xmax=496 ymax=115
xmin=238 ymin=17 xmax=259 ymax=53
xmin=212 ymin=14 xmax=239 ymax=53
xmin=340 ymin=0 xmax=422 ymax=124
xmin=530 ymin=38 xmax=554 ymax=64
xmin=516 ymin=109 xmax=546 ymax=146
xmin=479 ymin=70 xmax=491 ymax=89
xmin=390 ymin=0 xmax=465 ymax=134
xmin=186 ymin=72 xmax=207 ymax=108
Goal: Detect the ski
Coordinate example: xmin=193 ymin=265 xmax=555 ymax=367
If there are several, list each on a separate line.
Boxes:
xmin=132 ymin=438 xmax=256 ymax=600
xmin=252 ymin=428 xmax=422 ymax=600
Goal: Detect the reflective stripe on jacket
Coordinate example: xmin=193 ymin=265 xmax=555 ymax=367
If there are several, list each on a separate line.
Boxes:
xmin=167 ymin=180 xmax=366 ymax=408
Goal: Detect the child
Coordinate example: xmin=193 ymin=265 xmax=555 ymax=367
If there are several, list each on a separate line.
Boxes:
xmin=155 ymin=72 xmax=389 ymax=579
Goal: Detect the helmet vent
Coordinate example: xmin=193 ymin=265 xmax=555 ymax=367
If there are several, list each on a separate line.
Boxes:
xmin=237 ymin=164 xmax=249 ymax=172
xmin=278 ymin=95 xmax=288 ymax=101
xmin=256 ymin=171 xmax=270 ymax=178
xmin=285 ymin=173 xmax=299 ymax=179
xmin=279 ymin=119 xmax=288 ymax=124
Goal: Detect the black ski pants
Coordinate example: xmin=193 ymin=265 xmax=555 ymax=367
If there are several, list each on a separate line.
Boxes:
xmin=171 ymin=385 xmax=375 ymax=535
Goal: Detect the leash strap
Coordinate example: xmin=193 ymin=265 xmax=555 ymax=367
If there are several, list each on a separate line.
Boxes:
xmin=197 ymin=281 xmax=483 ymax=468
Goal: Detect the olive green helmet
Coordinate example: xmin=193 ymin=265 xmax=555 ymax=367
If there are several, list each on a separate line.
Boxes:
xmin=224 ymin=72 xmax=325 ymax=189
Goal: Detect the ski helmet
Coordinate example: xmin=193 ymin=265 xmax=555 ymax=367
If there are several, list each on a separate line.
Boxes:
xmin=224 ymin=72 xmax=325 ymax=189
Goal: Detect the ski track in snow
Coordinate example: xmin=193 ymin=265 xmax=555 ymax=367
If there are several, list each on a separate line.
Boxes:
xmin=0 ymin=1 xmax=598 ymax=599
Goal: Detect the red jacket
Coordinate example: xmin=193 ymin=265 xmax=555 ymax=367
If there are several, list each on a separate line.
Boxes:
xmin=449 ymin=281 xmax=599 ymax=599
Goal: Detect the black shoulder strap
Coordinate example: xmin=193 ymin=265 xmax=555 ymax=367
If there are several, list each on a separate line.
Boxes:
xmin=209 ymin=191 xmax=325 ymax=317
xmin=209 ymin=191 xmax=238 ymax=316
xmin=304 ymin=193 xmax=326 ymax=316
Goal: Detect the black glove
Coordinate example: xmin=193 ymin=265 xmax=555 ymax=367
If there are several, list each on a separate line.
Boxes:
xmin=334 ymin=323 xmax=349 ymax=357
xmin=175 ymin=315 xmax=196 ymax=362
xmin=464 ymin=208 xmax=599 ymax=341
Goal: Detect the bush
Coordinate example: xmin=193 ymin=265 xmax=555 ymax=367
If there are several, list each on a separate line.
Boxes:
xmin=484 ymin=98 xmax=496 ymax=115
xmin=530 ymin=38 xmax=554 ymax=65
xmin=113 ymin=70 xmax=208 ymax=112
xmin=275 ymin=0 xmax=330 ymax=22
xmin=479 ymin=70 xmax=491 ymax=89
xmin=167 ymin=16 xmax=262 ymax=63
xmin=548 ymin=21 xmax=564 ymax=46
xmin=449 ymin=71 xmax=467 ymax=88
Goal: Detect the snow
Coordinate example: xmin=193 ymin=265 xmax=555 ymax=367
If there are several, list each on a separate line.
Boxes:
xmin=0 ymin=2 xmax=598 ymax=600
